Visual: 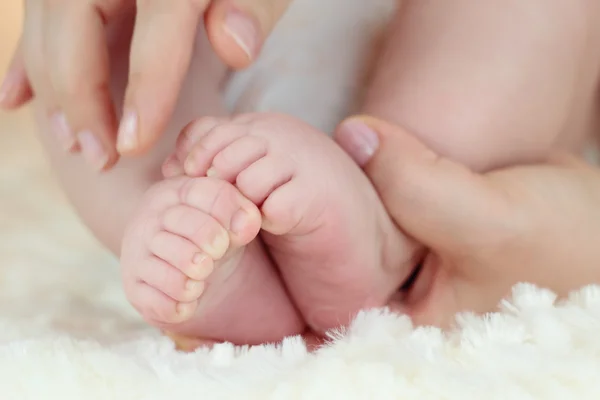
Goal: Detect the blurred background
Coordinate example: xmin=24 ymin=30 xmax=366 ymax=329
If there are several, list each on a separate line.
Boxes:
xmin=0 ymin=0 xmax=24 ymax=132
xmin=0 ymin=1 xmax=37 ymax=175
xmin=0 ymin=1 xmax=20 ymax=62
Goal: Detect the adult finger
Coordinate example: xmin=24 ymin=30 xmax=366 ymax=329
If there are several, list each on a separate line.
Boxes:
xmin=205 ymin=0 xmax=293 ymax=69
xmin=22 ymin=0 xmax=71 ymax=149
xmin=334 ymin=116 xmax=506 ymax=251
xmin=117 ymin=0 xmax=210 ymax=156
xmin=21 ymin=0 xmax=80 ymax=152
xmin=44 ymin=0 xmax=124 ymax=171
xmin=0 ymin=42 xmax=34 ymax=109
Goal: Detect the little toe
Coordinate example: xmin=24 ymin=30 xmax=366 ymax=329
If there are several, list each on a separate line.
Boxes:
xmin=206 ymin=135 xmax=268 ymax=182
xmin=149 ymin=231 xmax=214 ymax=281
xmin=132 ymin=281 xmax=198 ymax=325
xmin=139 ymin=256 xmax=206 ymax=303
xmin=178 ymin=178 xmax=262 ymax=248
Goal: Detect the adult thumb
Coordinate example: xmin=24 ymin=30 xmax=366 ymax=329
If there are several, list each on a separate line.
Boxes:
xmin=335 ymin=116 xmax=503 ymax=250
xmin=206 ymin=0 xmax=293 ymax=69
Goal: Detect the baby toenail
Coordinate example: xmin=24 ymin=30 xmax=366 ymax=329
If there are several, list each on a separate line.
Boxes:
xmin=230 ymin=208 xmax=252 ymax=235
xmin=204 ymin=230 xmax=229 ymax=259
xmin=206 ymin=167 xmax=218 ymax=177
xmin=185 ymin=279 xmax=205 ymax=296
xmin=184 ymin=155 xmax=199 ymax=175
xmin=176 ymin=302 xmax=196 ymax=320
xmin=192 ymin=252 xmax=207 ymax=266
xmin=189 ymin=253 xmax=213 ymax=279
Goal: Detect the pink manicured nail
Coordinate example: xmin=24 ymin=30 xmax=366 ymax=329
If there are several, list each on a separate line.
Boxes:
xmin=224 ymin=8 xmax=260 ymax=60
xmin=117 ymin=109 xmax=139 ymax=153
xmin=50 ymin=113 xmax=76 ymax=150
xmin=78 ymin=130 xmax=108 ymax=171
xmin=336 ymin=120 xmax=380 ymax=166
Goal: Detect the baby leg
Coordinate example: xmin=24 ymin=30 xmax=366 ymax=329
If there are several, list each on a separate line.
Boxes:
xmin=361 ymin=0 xmax=600 ymax=171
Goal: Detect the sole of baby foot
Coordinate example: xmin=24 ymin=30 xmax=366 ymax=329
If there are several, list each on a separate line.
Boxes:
xmin=121 ymin=176 xmax=305 ymax=345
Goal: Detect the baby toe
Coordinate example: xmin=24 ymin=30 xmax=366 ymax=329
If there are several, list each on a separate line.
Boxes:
xmin=176 ymin=117 xmax=224 ymax=161
xmin=178 ymin=178 xmax=262 ymax=248
xmin=162 ymin=204 xmax=231 ymax=260
xmin=183 ymin=124 xmax=249 ymax=176
xmin=235 ymin=156 xmax=294 ymax=205
xmin=131 ymin=282 xmax=198 ymax=325
xmin=139 ymin=257 xmax=206 ymax=304
xmin=149 ymin=230 xmax=214 ymax=281
xmin=208 ymin=135 xmax=268 ymax=182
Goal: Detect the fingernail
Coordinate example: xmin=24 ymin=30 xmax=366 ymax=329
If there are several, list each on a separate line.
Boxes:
xmin=50 ymin=113 xmax=76 ymax=150
xmin=336 ymin=119 xmax=380 ymax=166
xmin=117 ymin=110 xmax=138 ymax=153
xmin=224 ymin=8 xmax=260 ymax=60
xmin=230 ymin=208 xmax=252 ymax=235
xmin=78 ymin=130 xmax=108 ymax=171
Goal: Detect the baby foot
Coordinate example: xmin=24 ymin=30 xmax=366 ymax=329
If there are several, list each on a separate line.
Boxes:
xmin=171 ymin=113 xmax=417 ymax=333
xmin=120 ymin=176 xmax=304 ymax=344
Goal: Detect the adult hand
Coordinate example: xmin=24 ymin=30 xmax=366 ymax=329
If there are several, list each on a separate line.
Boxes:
xmin=0 ymin=0 xmax=292 ymax=169
xmin=335 ymin=116 xmax=600 ymax=327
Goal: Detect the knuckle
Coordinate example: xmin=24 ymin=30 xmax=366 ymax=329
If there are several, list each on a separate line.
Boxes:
xmin=178 ymin=177 xmax=204 ymax=205
xmin=165 ymin=271 xmax=185 ymax=296
xmin=209 ymin=179 xmax=233 ymax=210
xmin=54 ymin=73 xmax=93 ymax=99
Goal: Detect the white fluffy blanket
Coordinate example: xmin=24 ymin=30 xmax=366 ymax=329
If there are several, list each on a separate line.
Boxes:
xmin=1 ymin=115 xmax=600 ymax=400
